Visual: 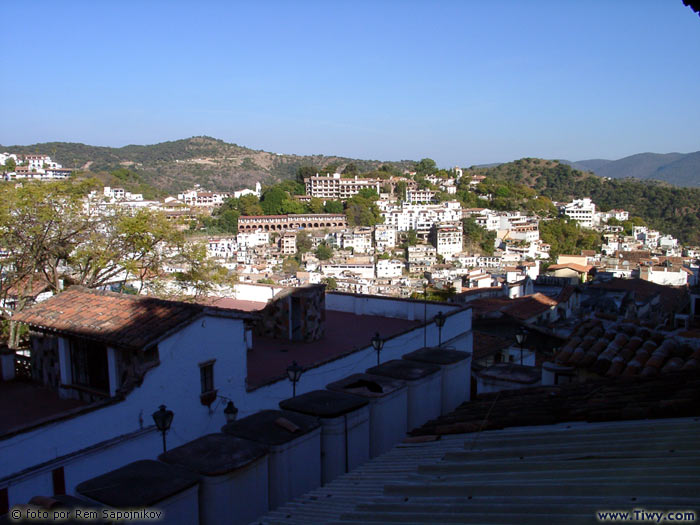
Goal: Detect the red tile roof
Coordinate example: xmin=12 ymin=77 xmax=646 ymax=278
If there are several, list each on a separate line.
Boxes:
xmin=588 ymin=277 xmax=688 ymax=313
xmin=502 ymin=293 xmax=558 ymax=321
xmin=554 ymin=318 xmax=700 ymax=377
xmin=546 ymin=263 xmax=593 ymax=273
xmin=472 ymin=331 xmax=512 ymax=361
xmin=410 ymin=370 xmax=700 ymax=437
xmin=12 ymin=287 xmax=249 ymax=351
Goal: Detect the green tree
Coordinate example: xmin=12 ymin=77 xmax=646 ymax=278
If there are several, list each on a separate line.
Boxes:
xmin=415 ymin=158 xmax=437 ymax=176
xmin=307 ymin=197 xmax=325 ymax=214
xmin=462 ymin=217 xmax=496 ymax=255
xmin=401 ymin=229 xmax=418 ymax=248
xmin=296 ymin=231 xmax=312 ymax=254
xmin=277 ymin=179 xmax=306 ymax=195
xmin=4 ymin=158 xmax=16 ymax=172
xmin=238 ymin=194 xmax=263 ymax=215
xmin=0 ymin=180 xmax=181 ymax=345
xmin=173 ymin=241 xmax=235 ymax=299
xmin=282 ymin=257 xmax=300 ymax=275
xmin=323 ymin=277 xmax=338 ymax=290
xmin=296 ymin=165 xmax=317 ymax=184
xmin=342 ymin=163 xmax=359 ymax=175
xmin=324 ymin=200 xmax=344 ymax=214
xmin=315 ymin=242 xmax=333 ymax=260
xmin=261 ymin=187 xmax=287 ymax=215
xmin=281 ymin=198 xmax=306 ymax=214
xmin=345 ymin=190 xmax=383 ymax=227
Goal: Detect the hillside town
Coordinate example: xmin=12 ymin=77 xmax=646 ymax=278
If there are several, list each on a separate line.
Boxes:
xmin=1 ymin=151 xmax=699 ymax=523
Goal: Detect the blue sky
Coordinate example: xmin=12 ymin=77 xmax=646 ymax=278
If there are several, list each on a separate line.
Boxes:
xmin=2 ymin=0 xmax=699 ymax=166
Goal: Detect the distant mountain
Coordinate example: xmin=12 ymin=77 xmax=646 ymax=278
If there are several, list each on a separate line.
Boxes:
xmin=564 ymin=159 xmax=612 ymax=173
xmin=564 ymin=152 xmax=700 ymax=187
xmin=0 ymin=136 xmax=416 ymax=194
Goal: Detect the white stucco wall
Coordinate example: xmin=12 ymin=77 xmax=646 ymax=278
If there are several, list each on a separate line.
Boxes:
xmin=3 ymin=297 xmax=473 ymax=508
xmin=1 ymin=314 xmax=247 ymax=504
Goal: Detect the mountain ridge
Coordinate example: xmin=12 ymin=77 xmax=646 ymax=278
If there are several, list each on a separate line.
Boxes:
xmin=2 ymin=137 xmax=699 ymax=190
xmin=0 ymin=136 xmax=416 ymax=194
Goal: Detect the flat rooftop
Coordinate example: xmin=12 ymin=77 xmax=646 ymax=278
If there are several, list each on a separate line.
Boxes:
xmin=0 ymin=381 xmax=89 ymax=437
xmin=247 ymin=310 xmax=422 ymax=390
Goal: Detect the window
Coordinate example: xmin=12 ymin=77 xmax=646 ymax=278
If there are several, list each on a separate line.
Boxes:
xmin=0 ymin=487 xmax=8 ymax=516
xmin=70 ymin=338 xmax=109 ymax=393
xmin=200 ymin=361 xmax=215 ymax=394
xmin=52 ymin=467 xmax=66 ymax=496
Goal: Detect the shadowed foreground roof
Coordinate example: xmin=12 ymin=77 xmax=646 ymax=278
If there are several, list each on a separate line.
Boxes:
xmin=253 ymin=416 xmax=700 ymax=524
xmin=252 ymin=369 xmax=700 ymax=524
xmin=410 ymin=370 xmax=700 ymax=437
xmin=12 ymin=286 xmax=250 ymax=350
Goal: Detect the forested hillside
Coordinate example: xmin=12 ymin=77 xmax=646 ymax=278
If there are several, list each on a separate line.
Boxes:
xmin=468 ymin=158 xmax=700 ymax=244
xmin=0 ymin=136 xmax=416 ymax=194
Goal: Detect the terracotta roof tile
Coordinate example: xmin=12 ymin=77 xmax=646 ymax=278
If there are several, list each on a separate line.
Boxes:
xmin=410 ymin=370 xmax=700 ymax=437
xmin=11 ymin=286 xmax=243 ymax=350
xmin=555 ymin=320 xmax=700 ymax=380
xmin=472 ymin=331 xmax=511 ymax=361
xmin=546 ymin=263 xmax=593 ymax=273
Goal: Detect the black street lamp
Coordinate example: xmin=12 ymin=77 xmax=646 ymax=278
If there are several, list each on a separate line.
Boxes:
xmin=286 ymin=361 xmax=303 ymax=398
xmin=224 ymin=400 xmax=238 ymax=424
xmin=152 ymin=404 xmax=174 ymax=453
xmin=371 ymin=332 xmax=384 ymax=366
xmin=434 ymin=311 xmax=446 ymax=347
xmin=423 ymin=280 xmax=429 ymax=348
xmin=515 ymin=327 xmax=528 ymax=365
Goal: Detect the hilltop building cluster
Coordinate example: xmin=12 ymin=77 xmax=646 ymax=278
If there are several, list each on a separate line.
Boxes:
xmin=1 ymin=152 xmax=72 ymax=181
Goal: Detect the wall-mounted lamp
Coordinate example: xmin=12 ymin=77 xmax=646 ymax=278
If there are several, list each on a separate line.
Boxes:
xmin=286 ymin=361 xmax=303 ymax=398
xmin=224 ymin=400 xmax=238 ymax=424
xmin=515 ymin=326 xmax=528 ymax=365
xmin=152 ymin=404 xmax=174 ymax=453
xmin=371 ymin=332 xmax=384 ymax=366
xmin=434 ymin=311 xmax=446 ymax=347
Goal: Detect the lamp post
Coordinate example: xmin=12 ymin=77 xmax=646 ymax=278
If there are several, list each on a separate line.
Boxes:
xmin=515 ymin=327 xmax=527 ymax=365
xmin=371 ymin=332 xmax=384 ymax=366
xmin=224 ymin=400 xmax=238 ymax=424
xmin=434 ymin=311 xmax=446 ymax=347
xmin=423 ymin=280 xmax=428 ymax=348
xmin=152 ymin=404 xmax=174 ymax=454
xmin=286 ymin=361 xmax=303 ymax=398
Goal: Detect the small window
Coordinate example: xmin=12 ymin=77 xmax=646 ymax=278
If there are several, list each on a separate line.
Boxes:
xmin=200 ymin=361 xmax=214 ymax=394
xmin=52 ymin=467 xmax=66 ymax=496
xmin=0 ymin=487 xmax=8 ymax=516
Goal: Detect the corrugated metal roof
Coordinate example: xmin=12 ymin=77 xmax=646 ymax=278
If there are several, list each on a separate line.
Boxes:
xmin=251 ymin=417 xmax=700 ymax=524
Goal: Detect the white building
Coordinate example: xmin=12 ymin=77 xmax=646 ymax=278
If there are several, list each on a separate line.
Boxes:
xmin=280 ymin=231 xmax=297 ymax=255
xmin=237 ymin=230 xmax=269 ymax=248
xmin=405 ymin=189 xmax=437 ymax=203
xmin=560 ymin=198 xmax=596 ymax=228
xmin=304 ymin=173 xmax=381 ymax=200
xmin=598 ymin=209 xmax=629 ymax=223
xmin=321 ymin=263 xmax=376 ymax=280
xmin=376 ymin=259 xmax=403 ymax=279
xmin=23 ymin=154 xmax=61 ymax=172
xmin=431 ymin=224 xmax=463 ymax=257
xmin=178 ymin=189 xmax=231 ymax=207
xmin=382 ymin=202 xmax=462 ymax=234
xmin=233 ymin=182 xmax=262 ymax=199
xmin=374 ymin=225 xmax=397 ymax=253
xmin=0 ymin=152 xmax=19 ymax=166
xmin=207 ymin=237 xmax=239 ymax=259
xmin=341 ymin=228 xmax=373 ymax=254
